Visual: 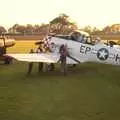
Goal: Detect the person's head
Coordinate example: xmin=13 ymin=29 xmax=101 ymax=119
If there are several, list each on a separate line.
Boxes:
xmin=95 ymin=37 xmax=101 ymax=44
xmin=96 ymin=37 xmax=101 ymax=41
xmin=61 ymin=44 xmax=64 ymax=48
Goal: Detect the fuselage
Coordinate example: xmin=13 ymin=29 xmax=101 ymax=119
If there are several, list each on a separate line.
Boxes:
xmin=49 ymin=36 xmax=120 ymax=66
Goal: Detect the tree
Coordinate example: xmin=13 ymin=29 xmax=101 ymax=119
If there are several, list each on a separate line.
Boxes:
xmin=25 ymin=24 xmax=33 ymax=34
xmin=92 ymin=27 xmax=101 ymax=34
xmin=39 ymin=23 xmax=50 ymax=35
xmin=110 ymin=24 xmax=120 ymax=33
xmin=34 ymin=24 xmax=41 ymax=33
xmin=103 ymin=26 xmax=111 ymax=34
xmin=0 ymin=26 xmax=6 ymax=35
xmin=8 ymin=24 xmax=20 ymax=33
xmin=16 ymin=25 xmax=26 ymax=34
xmin=49 ymin=13 xmax=78 ymax=34
xmin=82 ymin=25 xmax=92 ymax=34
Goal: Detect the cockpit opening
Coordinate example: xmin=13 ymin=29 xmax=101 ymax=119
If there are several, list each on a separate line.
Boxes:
xmin=54 ymin=30 xmax=101 ymax=45
xmin=70 ymin=30 xmax=93 ymax=44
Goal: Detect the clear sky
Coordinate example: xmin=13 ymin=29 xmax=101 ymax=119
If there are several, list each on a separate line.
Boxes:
xmin=0 ymin=0 xmax=120 ymax=29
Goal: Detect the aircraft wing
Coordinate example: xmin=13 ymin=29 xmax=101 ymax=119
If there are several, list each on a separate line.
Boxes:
xmin=7 ymin=53 xmax=79 ymax=64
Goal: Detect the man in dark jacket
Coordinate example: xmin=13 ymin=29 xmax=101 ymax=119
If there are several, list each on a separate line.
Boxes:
xmin=59 ymin=44 xmax=68 ymax=75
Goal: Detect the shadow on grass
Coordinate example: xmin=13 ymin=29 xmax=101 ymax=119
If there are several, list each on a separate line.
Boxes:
xmin=24 ymin=64 xmax=99 ymax=78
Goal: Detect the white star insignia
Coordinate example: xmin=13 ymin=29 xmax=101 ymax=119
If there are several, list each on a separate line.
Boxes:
xmin=99 ymin=50 xmax=108 ymax=59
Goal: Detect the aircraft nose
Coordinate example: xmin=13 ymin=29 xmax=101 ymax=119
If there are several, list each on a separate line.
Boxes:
xmin=8 ymin=39 xmax=16 ymax=46
xmin=5 ymin=39 xmax=16 ymax=47
xmin=11 ymin=39 xmax=15 ymax=45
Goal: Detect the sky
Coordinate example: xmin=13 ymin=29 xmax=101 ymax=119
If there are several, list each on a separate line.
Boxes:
xmin=0 ymin=0 xmax=120 ymax=30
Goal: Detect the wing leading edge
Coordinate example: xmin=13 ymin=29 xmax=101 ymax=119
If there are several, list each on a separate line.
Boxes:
xmin=7 ymin=53 xmax=80 ymax=64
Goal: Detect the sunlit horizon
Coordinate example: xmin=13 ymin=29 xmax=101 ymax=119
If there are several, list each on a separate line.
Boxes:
xmin=0 ymin=0 xmax=120 ymax=30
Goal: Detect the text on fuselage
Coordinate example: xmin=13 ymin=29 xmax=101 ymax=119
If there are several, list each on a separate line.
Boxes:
xmin=80 ymin=45 xmax=91 ymax=54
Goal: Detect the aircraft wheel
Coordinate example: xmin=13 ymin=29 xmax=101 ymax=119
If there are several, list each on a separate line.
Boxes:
xmin=68 ymin=64 xmax=77 ymax=68
xmin=72 ymin=64 xmax=76 ymax=67
xmin=47 ymin=63 xmax=55 ymax=71
xmin=4 ymin=56 xmax=13 ymax=64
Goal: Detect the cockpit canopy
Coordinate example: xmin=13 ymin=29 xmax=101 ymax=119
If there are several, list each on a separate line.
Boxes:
xmin=70 ymin=30 xmax=90 ymax=42
xmin=54 ymin=30 xmax=91 ymax=43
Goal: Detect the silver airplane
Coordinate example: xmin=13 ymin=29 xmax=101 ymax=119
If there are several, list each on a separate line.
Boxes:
xmin=7 ymin=30 xmax=120 ymax=66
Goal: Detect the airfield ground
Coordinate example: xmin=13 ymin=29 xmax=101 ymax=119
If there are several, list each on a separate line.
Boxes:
xmin=0 ymin=40 xmax=120 ymax=120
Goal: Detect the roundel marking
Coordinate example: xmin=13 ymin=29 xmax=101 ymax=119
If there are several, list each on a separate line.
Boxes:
xmin=97 ymin=48 xmax=109 ymax=60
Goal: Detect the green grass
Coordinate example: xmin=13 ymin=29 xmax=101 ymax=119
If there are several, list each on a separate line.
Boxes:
xmin=1 ymin=40 xmax=120 ymax=120
xmin=0 ymin=61 xmax=120 ymax=120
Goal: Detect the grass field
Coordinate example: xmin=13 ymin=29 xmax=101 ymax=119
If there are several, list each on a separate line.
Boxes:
xmin=7 ymin=40 xmax=37 ymax=53
xmin=1 ymin=40 xmax=120 ymax=120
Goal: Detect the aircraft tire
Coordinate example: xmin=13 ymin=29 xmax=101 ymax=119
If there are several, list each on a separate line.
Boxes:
xmin=47 ymin=63 xmax=55 ymax=71
xmin=4 ymin=56 xmax=13 ymax=64
xmin=72 ymin=64 xmax=76 ymax=67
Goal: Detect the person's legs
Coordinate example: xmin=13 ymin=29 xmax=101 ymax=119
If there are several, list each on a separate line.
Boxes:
xmin=28 ymin=63 xmax=33 ymax=74
xmin=63 ymin=59 xmax=67 ymax=76
xmin=60 ymin=60 xmax=64 ymax=73
xmin=60 ymin=59 xmax=67 ymax=75
xmin=43 ymin=63 xmax=48 ymax=72
xmin=38 ymin=62 xmax=43 ymax=72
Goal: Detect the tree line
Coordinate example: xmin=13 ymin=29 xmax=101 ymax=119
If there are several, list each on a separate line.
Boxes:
xmin=0 ymin=13 xmax=120 ymax=36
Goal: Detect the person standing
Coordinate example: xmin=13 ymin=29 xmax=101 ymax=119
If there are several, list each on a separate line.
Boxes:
xmin=36 ymin=45 xmax=44 ymax=72
xmin=27 ymin=49 xmax=34 ymax=74
xmin=59 ymin=44 xmax=68 ymax=76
